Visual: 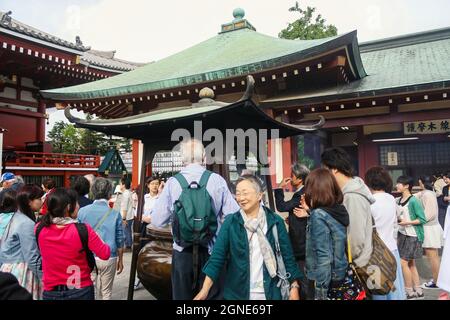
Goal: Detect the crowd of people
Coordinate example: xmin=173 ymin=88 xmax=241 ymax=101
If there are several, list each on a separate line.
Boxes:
xmin=0 ymin=140 xmax=449 ymax=301
xmin=0 ymin=173 xmax=140 ymax=300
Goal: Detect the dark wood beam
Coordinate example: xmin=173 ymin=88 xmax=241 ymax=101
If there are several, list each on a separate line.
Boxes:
xmin=93 ymin=103 xmax=121 ymax=116
xmin=106 ymin=105 xmax=128 ymax=117
xmin=295 ymin=108 xmax=450 ymax=129
xmin=114 ymin=110 xmax=130 ymax=118
xmin=0 ymin=105 xmax=45 ymax=118
xmin=0 ymin=96 xmax=38 ymax=108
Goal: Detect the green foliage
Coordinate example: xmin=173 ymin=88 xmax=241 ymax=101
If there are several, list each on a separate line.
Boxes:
xmin=61 ymin=124 xmax=81 ymax=154
xmin=297 ymin=136 xmax=315 ymax=169
xmin=47 ymin=120 xmax=131 ymax=155
xmin=279 ymin=2 xmax=338 ymax=40
xmin=47 ymin=121 xmax=66 ymax=153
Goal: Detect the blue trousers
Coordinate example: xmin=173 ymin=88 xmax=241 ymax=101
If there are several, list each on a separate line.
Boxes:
xmin=123 ymin=219 xmax=134 ymax=248
xmin=43 ymin=285 xmax=95 ymax=300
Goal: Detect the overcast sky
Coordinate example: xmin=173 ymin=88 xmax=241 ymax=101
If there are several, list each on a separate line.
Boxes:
xmin=1 ymin=0 xmax=449 ymax=136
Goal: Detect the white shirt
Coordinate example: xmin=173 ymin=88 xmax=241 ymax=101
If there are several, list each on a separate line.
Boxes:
xmin=397 ymin=197 xmax=417 ymax=237
xmin=370 ymin=192 xmax=398 ymax=251
xmin=242 ymin=208 xmax=267 ymax=299
xmin=121 ymin=189 xmax=134 ymax=221
xmin=143 ymin=193 xmax=159 ymax=218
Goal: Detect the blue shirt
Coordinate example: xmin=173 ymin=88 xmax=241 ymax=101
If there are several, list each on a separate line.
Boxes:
xmin=151 ymin=163 xmax=240 ymax=253
xmin=78 ymin=200 xmax=124 ymax=258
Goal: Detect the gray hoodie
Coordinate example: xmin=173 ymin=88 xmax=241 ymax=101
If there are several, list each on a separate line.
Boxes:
xmin=342 ymin=177 xmax=376 ymax=268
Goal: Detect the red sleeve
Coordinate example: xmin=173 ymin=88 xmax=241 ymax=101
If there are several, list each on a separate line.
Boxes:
xmin=85 ymin=224 xmax=111 ymax=260
xmin=40 ymin=198 xmax=48 ymax=215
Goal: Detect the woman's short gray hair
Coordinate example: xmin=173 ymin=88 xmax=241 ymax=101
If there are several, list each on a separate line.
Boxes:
xmin=236 ymin=174 xmax=264 ymax=194
xmin=91 ymin=177 xmax=113 ymax=200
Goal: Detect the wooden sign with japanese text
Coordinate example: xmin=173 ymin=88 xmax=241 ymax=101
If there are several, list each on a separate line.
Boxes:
xmin=404 ymin=119 xmax=450 ymax=135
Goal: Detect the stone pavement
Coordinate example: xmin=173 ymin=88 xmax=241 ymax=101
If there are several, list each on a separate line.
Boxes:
xmin=110 ymin=251 xmax=443 ymax=300
xmin=111 ymin=251 xmax=154 ymax=300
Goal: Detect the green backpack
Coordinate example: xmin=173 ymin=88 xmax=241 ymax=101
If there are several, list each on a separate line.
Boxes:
xmin=172 ymin=170 xmax=218 ymax=248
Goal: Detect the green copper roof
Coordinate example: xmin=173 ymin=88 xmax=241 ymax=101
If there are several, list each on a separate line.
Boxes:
xmin=261 ymin=27 xmax=450 ymax=107
xmin=41 ymin=28 xmax=364 ymax=101
xmin=98 ymin=149 xmax=127 ymax=174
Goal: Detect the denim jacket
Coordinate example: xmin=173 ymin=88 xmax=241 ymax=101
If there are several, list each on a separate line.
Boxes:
xmin=305 ymin=208 xmax=348 ymax=300
xmin=0 ymin=212 xmax=42 ymax=279
xmin=78 ymin=200 xmax=124 ymax=258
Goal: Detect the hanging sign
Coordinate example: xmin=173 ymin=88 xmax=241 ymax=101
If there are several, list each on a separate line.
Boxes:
xmin=404 ymin=119 xmax=450 ymax=135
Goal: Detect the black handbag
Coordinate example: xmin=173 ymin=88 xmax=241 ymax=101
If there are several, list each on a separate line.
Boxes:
xmin=327 ymin=238 xmax=367 ymax=300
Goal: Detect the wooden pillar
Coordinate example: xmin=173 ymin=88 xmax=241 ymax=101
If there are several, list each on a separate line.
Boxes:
xmin=357 ymin=128 xmax=379 ymax=177
xmin=281 ymin=113 xmax=293 ymax=190
xmin=37 ymin=100 xmax=46 ymax=143
xmin=267 ymin=138 xmax=277 ymax=188
xmin=146 ymin=162 xmax=152 ymax=177
xmin=282 ymin=137 xmax=293 ymax=187
xmin=131 ymin=139 xmax=140 ymax=189
xmin=128 ymin=143 xmax=149 ymax=301
xmin=63 ymin=171 xmax=70 ymax=188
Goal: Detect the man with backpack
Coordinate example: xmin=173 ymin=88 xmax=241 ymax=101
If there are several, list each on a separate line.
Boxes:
xmin=321 ymin=148 xmax=375 ymax=269
xmin=151 ymin=139 xmax=240 ymax=300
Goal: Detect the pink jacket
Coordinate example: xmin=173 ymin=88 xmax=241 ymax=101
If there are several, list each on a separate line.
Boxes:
xmin=36 ymin=223 xmax=110 ymax=291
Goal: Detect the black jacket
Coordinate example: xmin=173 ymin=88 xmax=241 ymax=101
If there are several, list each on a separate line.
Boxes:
xmin=274 ymin=187 xmax=306 ymax=261
xmin=0 ymin=272 xmax=32 ymax=300
xmin=78 ymin=195 xmax=94 ymax=208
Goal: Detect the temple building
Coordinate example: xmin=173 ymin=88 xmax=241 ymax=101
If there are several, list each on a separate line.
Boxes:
xmin=0 ymin=10 xmax=143 ymax=186
xmin=39 ymin=8 xmax=450 ymax=188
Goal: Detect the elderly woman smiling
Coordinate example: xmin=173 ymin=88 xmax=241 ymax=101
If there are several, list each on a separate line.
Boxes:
xmin=194 ymin=175 xmax=303 ymax=300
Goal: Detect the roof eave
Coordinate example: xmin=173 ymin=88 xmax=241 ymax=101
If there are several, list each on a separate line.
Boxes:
xmin=40 ymin=32 xmax=367 ymax=102
xmin=261 ymin=80 xmax=450 ymax=109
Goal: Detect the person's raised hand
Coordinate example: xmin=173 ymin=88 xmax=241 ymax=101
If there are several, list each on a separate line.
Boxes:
xmin=278 ymin=178 xmax=291 ymax=189
xmin=293 ymin=207 xmax=309 ymax=218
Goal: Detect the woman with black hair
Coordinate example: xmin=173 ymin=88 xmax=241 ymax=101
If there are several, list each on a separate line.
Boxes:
xmin=36 ymin=188 xmax=110 ymax=300
xmin=0 ymin=187 xmax=43 ymax=299
xmin=66 ymin=189 xmax=80 ymax=220
xmin=365 ymin=166 xmax=405 ymax=300
xmin=39 ymin=178 xmax=56 ymax=216
xmin=17 ymin=184 xmax=44 ymax=222
xmin=396 ymin=176 xmax=427 ymax=299
xmin=416 ymin=175 xmax=443 ymax=290
xmin=72 ymin=176 xmax=93 ymax=209
xmin=142 ymin=176 xmax=162 ymax=224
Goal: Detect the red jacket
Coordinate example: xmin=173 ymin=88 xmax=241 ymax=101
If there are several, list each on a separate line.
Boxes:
xmin=40 ymin=188 xmax=55 ymax=215
xmin=36 ymin=223 xmax=110 ymax=291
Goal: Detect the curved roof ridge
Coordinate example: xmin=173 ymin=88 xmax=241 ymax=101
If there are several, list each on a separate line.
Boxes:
xmin=42 ymin=29 xmax=363 ymax=100
xmin=360 ymin=26 xmax=450 ymax=52
xmin=0 ymin=10 xmax=89 ymax=51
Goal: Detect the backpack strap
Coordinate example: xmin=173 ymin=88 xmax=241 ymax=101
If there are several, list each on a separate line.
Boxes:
xmin=174 ymin=173 xmax=189 ymax=189
xmin=74 ymin=223 xmax=97 ymax=273
xmin=198 ymin=170 xmax=212 ymax=188
xmin=93 ymin=208 xmax=113 ymax=232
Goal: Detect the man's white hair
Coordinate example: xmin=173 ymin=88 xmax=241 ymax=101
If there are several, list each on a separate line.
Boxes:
xmin=84 ymin=174 xmax=95 ymax=186
xmin=179 ymin=138 xmax=205 ymax=165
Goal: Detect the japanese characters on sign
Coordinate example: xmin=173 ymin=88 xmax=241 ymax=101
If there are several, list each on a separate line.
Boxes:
xmin=387 ymin=152 xmax=398 ymax=166
xmin=404 ymin=119 xmax=450 ymax=135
